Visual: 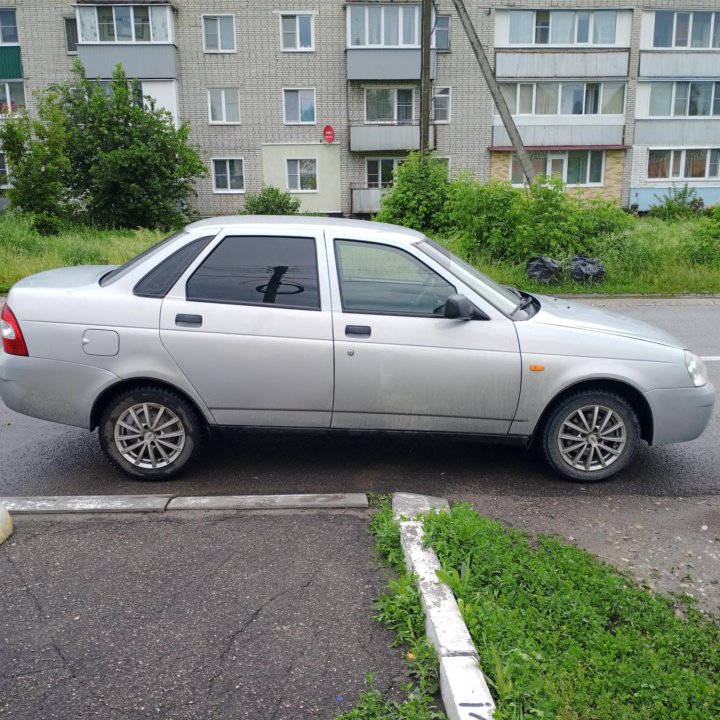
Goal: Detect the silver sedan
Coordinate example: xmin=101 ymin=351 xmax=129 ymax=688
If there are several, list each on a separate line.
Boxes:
xmin=0 ymin=217 xmax=715 ymax=481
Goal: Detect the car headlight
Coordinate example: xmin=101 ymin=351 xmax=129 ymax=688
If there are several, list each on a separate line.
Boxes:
xmin=684 ymin=351 xmax=708 ymax=387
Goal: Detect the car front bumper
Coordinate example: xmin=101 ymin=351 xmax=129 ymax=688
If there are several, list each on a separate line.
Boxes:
xmin=0 ymin=352 xmax=120 ymax=429
xmin=645 ymin=382 xmax=716 ymax=446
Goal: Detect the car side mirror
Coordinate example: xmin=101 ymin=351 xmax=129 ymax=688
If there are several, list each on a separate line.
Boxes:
xmin=444 ymin=294 xmax=473 ymax=320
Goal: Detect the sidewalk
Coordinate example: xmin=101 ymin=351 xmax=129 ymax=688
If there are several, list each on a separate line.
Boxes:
xmin=0 ymin=508 xmax=406 ymax=720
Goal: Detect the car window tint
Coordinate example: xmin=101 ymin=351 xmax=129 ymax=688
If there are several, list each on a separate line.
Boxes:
xmin=186 ymin=235 xmax=320 ymax=309
xmin=134 ymin=236 xmax=215 ymax=298
xmin=335 ymin=239 xmax=455 ymax=315
xmin=100 ymin=230 xmax=189 ymax=287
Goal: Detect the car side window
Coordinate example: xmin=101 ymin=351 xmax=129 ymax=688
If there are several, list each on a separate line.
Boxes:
xmin=335 ymin=239 xmax=455 ymax=315
xmin=186 ymin=235 xmax=320 ymax=310
xmin=134 ymin=236 xmax=215 ymax=298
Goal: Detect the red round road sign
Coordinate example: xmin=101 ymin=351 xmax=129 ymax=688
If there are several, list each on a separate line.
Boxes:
xmin=323 ymin=125 xmax=335 ymax=144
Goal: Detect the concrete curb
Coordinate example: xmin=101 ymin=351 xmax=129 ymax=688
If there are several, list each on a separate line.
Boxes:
xmin=0 ymin=505 xmax=13 ymax=544
xmin=393 ymin=492 xmax=496 ymax=720
xmin=0 ymin=493 xmax=369 ymax=514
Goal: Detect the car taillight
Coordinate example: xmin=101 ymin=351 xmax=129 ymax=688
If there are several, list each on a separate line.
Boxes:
xmin=1 ymin=305 xmax=29 ymax=356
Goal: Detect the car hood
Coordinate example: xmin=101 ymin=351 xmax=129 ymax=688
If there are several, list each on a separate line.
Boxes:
xmin=532 ymin=295 xmax=685 ymax=349
xmin=12 ymin=265 xmax=115 ymax=290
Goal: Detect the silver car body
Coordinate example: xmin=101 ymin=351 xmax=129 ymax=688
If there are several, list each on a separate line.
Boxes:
xmin=0 ymin=217 xmax=715 ymax=451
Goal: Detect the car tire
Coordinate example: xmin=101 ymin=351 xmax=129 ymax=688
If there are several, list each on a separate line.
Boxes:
xmin=98 ymin=386 xmax=204 ymax=480
xmin=541 ymin=390 xmax=640 ymax=482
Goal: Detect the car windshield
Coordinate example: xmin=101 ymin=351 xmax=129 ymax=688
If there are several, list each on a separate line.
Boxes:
xmin=416 ymin=238 xmax=521 ymax=315
xmin=99 ymin=230 xmax=189 ymax=287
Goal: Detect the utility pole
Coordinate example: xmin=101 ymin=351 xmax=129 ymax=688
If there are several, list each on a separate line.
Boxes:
xmin=419 ymin=0 xmax=433 ymax=154
xmin=451 ymin=0 xmax=537 ymax=184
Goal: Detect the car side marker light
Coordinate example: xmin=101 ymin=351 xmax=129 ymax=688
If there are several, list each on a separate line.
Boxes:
xmin=529 ymin=364 xmax=545 ymax=372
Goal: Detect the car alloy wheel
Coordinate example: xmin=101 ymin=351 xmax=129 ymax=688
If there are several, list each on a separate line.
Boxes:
xmin=557 ymin=404 xmax=626 ymax=472
xmin=114 ymin=402 xmax=186 ymax=470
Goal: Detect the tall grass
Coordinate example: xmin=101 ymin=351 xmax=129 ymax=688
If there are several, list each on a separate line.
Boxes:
xmin=0 ymin=212 xmax=166 ymax=292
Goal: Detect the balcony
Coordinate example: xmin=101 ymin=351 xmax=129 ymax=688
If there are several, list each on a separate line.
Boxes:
xmin=77 ymin=44 xmax=177 ymax=80
xmin=495 ymin=50 xmax=629 ymax=79
xmin=492 ymin=118 xmax=625 ymax=148
xmin=0 ymin=47 xmax=22 ymax=79
xmin=351 ymin=185 xmax=384 ymax=214
xmin=639 ymin=51 xmax=720 ymax=78
xmin=350 ymin=122 xmax=420 ymax=152
xmin=347 ymin=48 xmax=436 ymax=81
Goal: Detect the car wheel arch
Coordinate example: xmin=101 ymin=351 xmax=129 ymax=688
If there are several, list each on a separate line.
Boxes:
xmin=89 ymin=378 xmax=212 ymax=432
xmin=532 ymin=378 xmax=654 ymax=447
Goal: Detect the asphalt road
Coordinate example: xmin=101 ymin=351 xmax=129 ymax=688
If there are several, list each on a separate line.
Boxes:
xmin=0 ymin=297 xmax=718 ymax=499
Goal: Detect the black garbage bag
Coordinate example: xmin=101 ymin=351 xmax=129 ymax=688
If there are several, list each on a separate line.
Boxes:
xmin=526 ymin=255 xmax=561 ymax=283
xmin=571 ymin=255 xmax=605 ymax=283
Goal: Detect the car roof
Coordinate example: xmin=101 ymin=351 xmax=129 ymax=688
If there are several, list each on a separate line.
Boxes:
xmin=184 ymin=215 xmax=427 ymax=243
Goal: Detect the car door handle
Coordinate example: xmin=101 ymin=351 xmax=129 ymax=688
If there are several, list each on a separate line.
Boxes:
xmin=176 ymin=314 xmax=203 ymax=326
xmin=345 ymin=325 xmax=371 ymax=337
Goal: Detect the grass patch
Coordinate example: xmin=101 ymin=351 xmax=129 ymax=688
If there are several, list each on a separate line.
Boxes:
xmin=335 ymin=504 xmax=446 ymax=720
xmin=0 ymin=212 xmax=165 ymax=293
xmin=424 ymin=504 xmax=720 ymax=720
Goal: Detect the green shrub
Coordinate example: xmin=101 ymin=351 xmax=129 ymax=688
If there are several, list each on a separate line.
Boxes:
xmin=242 ymin=185 xmax=301 ymax=215
xmin=375 ymin=151 xmax=450 ymax=235
xmin=680 ymin=217 xmax=720 ymax=266
xmin=649 ymin=185 xmax=705 ymax=220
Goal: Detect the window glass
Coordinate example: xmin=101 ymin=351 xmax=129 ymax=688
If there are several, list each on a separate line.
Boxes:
xmin=384 ymin=5 xmax=399 ymax=45
xmin=8 ymin=82 xmax=24 ymax=112
xmin=433 ymin=88 xmax=450 ymax=122
xmin=366 ymin=88 xmax=394 ymax=122
xmin=674 ymin=13 xmax=690 ymax=47
xmin=714 ymin=13 xmax=720 ymax=48
xmin=287 ymin=159 xmax=317 ymax=191
xmin=601 ymin=82 xmax=624 ymax=114
xmin=500 ymin=84 xmax=516 ymax=113
xmin=284 ymin=89 xmax=315 ymax=123
xmin=209 ymin=89 xmax=223 ymax=122
xmin=224 ymin=90 xmax=240 ymax=123
xmin=219 ymin=16 xmax=235 ymax=50
xmin=673 ymin=82 xmax=689 ymax=116
xmin=282 ymin=15 xmax=296 ymax=48
xmin=589 ymin=151 xmax=604 ymax=183
xmin=654 ymin=11 xmax=673 ymax=47
xmin=349 ymin=6 xmax=364 ymax=45
xmin=566 ymin=151 xmax=587 ymax=185
xmin=213 ymin=159 xmax=244 ymax=192
xmin=648 ymin=150 xmax=670 ymax=179
xmin=0 ymin=152 xmax=8 ymax=186
xmin=689 ymin=82 xmax=712 ymax=116
xmin=134 ymin=6 xmax=151 ymax=41
xmin=592 ymin=11 xmax=616 ymax=44
xmin=402 ymin=6 xmax=417 ymax=44
xmin=509 ymin=11 xmax=533 ymax=44
xmin=298 ymin=15 xmax=312 ymax=48
xmin=671 ymin=151 xmax=682 ymax=177
xmin=535 ymin=83 xmax=558 ymax=114
xmin=150 ymin=6 xmax=169 ymax=41
xmin=560 ymin=82 xmax=584 ymax=114
xmin=335 ymin=240 xmax=455 ymax=316
xmin=649 ymin=82 xmax=672 ymax=116
xmin=397 ymin=89 xmax=413 ymax=124
xmin=368 ymin=6 xmax=382 ymax=44
xmin=685 ymin=150 xmax=706 ymax=178
xmin=691 ymin=12 xmax=712 ymax=48
xmin=114 ymin=6 xmax=132 ymax=41
xmin=550 ymin=11 xmax=574 ymax=44
xmin=584 ymin=83 xmax=600 ymax=114
xmin=97 ymin=7 xmax=115 ymax=41
xmin=187 ymin=236 xmax=320 ymax=310
xmin=709 ymin=150 xmax=720 ymax=177
xmin=0 ymin=9 xmax=17 ymax=43
xmin=134 ymin=236 xmax=215 ymax=299
xmin=714 ymin=83 xmax=720 ymax=115
xmin=204 ymin=16 xmax=219 ymax=49
xmin=435 ymin=16 xmax=449 ymax=50
xmin=78 ymin=7 xmax=98 ymax=42
xmin=518 ymin=84 xmax=533 ymax=113
xmin=576 ymin=12 xmax=590 ymax=43
xmin=535 ymin=11 xmax=550 ymax=44
xmin=65 ymin=17 xmax=78 ymax=52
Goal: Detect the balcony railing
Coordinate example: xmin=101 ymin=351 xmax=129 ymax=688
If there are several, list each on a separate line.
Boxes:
xmin=349 ymin=120 xmax=420 ymax=152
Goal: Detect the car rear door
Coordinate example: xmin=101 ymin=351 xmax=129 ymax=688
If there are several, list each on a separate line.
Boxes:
xmin=159 ymin=230 xmax=334 ymax=427
xmin=326 ymin=231 xmax=522 ymax=435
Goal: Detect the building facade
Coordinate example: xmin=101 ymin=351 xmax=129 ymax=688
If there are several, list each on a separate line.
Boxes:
xmin=1 ymin=1 xmax=719 ymax=214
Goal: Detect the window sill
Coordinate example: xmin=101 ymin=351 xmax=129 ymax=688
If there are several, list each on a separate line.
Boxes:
xmin=213 ymin=189 xmax=246 ymax=194
xmin=284 ymin=121 xmax=317 ymax=126
xmin=209 ymin=121 xmax=242 ymax=126
xmin=288 ymin=189 xmax=318 ymax=194
xmin=282 ymin=48 xmax=315 ymax=53
xmin=203 ymin=49 xmax=237 ymax=54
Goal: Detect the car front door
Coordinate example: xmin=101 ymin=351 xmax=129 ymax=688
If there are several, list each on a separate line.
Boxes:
xmin=160 ymin=231 xmax=334 ymax=427
xmin=327 ymin=233 xmax=522 ymax=435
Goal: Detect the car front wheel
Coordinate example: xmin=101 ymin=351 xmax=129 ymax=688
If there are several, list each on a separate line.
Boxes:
xmin=541 ymin=390 xmax=640 ymax=482
xmin=98 ymin=386 xmax=203 ymax=480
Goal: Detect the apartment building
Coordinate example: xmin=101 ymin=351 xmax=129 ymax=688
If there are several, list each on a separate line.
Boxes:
xmin=1 ymin=1 xmax=719 ymax=215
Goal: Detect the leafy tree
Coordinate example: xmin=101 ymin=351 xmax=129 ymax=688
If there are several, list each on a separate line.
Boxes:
xmin=0 ymin=62 xmax=207 ymax=230
xmin=375 ymin=151 xmax=450 ymax=235
xmin=241 ymin=185 xmax=301 ymax=215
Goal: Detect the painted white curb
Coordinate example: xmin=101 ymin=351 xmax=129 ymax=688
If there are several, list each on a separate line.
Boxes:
xmin=168 ymin=493 xmax=368 ymax=511
xmin=393 ymin=492 xmax=496 ymax=720
xmin=0 ymin=495 xmax=173 ymax=514
xmin=0 ymin=505 xmax=13 ymax=544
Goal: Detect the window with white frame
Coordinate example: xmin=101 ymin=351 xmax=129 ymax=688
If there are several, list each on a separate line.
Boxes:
xmin=281 ymin=13 xmax=314 ymax=51
xmin=511 ymin=150 xmax=605 ymax=186
xmin=0 ymin=81 xmax=25 ymax=115
xmin=432 ymin=87 xmax=451 ymax=123
xmin=203 ymin=14 xmax=235 ymax=52
xmin=509 ymin=10 xmax=617 ymax=46
xmin=500 ymin=81 xmax=625 ymax=115
xmin=653 ymin=11 xmax=720 ymax=49
xmin=348 ymin=4 xmax=420 ymax=47
xmin=0 ymin=151 xmax=8 ymax=187
xmin=0 ymin=8 xmax=17 ymax=44
xmin=365 ymin=88 xmax=414 ymax=124
xmin=64 ymin=17 xmax=78 ymax=53
xmin=212 ymin=158 xmax=244 ymax=193
xmin=283 ymin=89 xmax=316 ymax=124
xmin=648 ymin=149 xmax=720 ymax=180
xmin=77 ymin=5 xmax=171 ymax=43
xmin=434 ymin=15 xmax=450 ymax=51
xmin=367 ymin=158 xmax=403 ymax=188
xmin=208 ymin=88 xmax=240 ymax=124
xmin=649 ymin=82 xmax=720 ymax=117
xmin=287 ymin=159 xmax=317 ymax=191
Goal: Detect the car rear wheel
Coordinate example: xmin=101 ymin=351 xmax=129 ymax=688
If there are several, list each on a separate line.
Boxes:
xmin=98 ymin=387 xmax=203 ymax=480
xmin=541 ymin=390 xmax=640 ymax=482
